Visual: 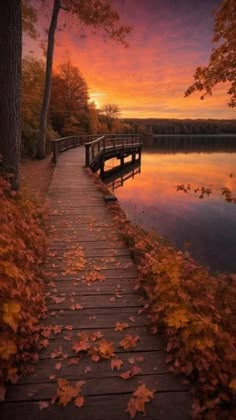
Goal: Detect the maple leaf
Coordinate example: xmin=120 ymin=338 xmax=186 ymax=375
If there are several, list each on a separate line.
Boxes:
xmin=39 ymin=401 xmax=49 ymax=410
xmin=111 ymin=358 xmax=123 ymax=371
xmin=120 ymin=366 xmax=141 ymax=380
xmin=73 ymin=340 xmax=90 ymax=353
xmin=55 ymin=362 xmax=62 ymax=371
xmin=120 ymin=335 xmax=140 ymax=350
xmin=126 ymin=384 xmax=155 ymax=418
xmin=52 ymin=379 xmax=78 ymax=407
xmin=166 ymin=309 xmax=189 ymax=328
xmin=98 ymin=339 xmax=115 ymax=359
xmin=229 ymin=378 xmax=236 ymax=390
xmin=126 ymin=397 xmax=137 ymax=418
xmin=115 ymin=322 xmax=129 ymax=331
xmin=0 ymin=339 xmax=17 ymax=360
xmin=2 ymin=302 xmax=21 ymax=332
xmin=74 ymin=395 xmax=84 ymax=407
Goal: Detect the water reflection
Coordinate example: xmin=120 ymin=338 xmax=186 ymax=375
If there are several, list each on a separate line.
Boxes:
xmin=103 ymin=161 xmax=141 ymax=191
xmin=109 ymin=136 xmax=236 ymax=273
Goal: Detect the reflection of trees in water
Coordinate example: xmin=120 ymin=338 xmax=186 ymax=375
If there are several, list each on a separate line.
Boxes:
xmin=144 ymin=135 xmax=236 ymax=153
xmin=176 ymin=179 xmax=236 ymax=204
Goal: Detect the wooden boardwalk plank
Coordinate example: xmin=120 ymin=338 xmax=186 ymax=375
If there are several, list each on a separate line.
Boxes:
xmin=1 ymin=147 xmax=191 ymax=419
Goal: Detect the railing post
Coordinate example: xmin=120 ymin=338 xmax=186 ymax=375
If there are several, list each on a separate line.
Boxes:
xmin=85 ymin=143 xmax=90 ymax=167
xmin=52 ymin=141 xmax=57 ymax=164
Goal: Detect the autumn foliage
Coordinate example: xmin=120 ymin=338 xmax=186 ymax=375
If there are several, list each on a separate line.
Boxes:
xmin=107 ymin=199 xmax=236 ymax=418
xmin=0 ymin=177 xmax=47 ymax=399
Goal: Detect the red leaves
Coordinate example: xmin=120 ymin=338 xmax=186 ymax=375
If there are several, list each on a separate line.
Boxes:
xmin=126 ymin=384 xmax=154 ymax=418
xmin=115 ymin=322 xmax=129 ymax=331
xmin=52 ymin=378 xmax=85 ymax=407
xmin=0 ymin=178 xmax=47 ymax=393
xmin=120 ymin=366 xmax=141 ymax=380
xmin=120 ymin=335 xmax=140 ymax=350
xmin=111 ymin=358 xmax=123 ymax=371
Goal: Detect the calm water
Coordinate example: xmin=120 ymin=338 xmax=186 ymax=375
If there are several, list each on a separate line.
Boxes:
xmin=104 ymin=136 xmax=236 ymax=273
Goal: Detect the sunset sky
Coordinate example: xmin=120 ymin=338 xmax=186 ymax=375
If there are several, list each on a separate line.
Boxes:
xmin=25 ymin=0 xmax=236 ymax=119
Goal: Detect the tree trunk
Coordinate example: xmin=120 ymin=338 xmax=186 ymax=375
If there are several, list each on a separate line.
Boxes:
xmin=36 ymin=0 xmax=60 ymax=159
xmin=0 ymin=1 xmax=22 ymax=189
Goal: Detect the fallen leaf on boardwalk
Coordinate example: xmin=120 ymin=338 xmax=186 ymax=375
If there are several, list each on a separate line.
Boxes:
xmin=85 ymin=270 xmax=105 ymax=282
xmin=51 ymin=347 xmax=63 ymax=359
xmin=74 ymin=395 xmax=84 ymax=407
xmin=52 ymin=378 xmax=85 ymax=407
xmin=55 ymin=362 xmax=62 ymax=370
xmin=111 ymin=358 xmax=123 ymax=371
xmin=51 ymin=296 xmax=65 ymax=304
xmin=52 ymin=325 xmax=63 ymax=335
xmin=41 ymin=328 xmax=51 ymax=338
xmin=98 ymin=339 xmax=115 ymax=359
xmin=49 ymin=374 xmax=56 ymax=380
xmin=65 ymin=325 xmax=73 ymax=330
xmin=120 ymin=335 xmax=140 ymax=350
xmin=115 ymin=322 xmax=129 ymax=331
xmin=128 ymin=316 xmax=135 ymax=323
xmin=90 ymin=331 xmax=103 ymax=341
xmin=126 ymin=384 xmax=154 ymax=418
xmin=128 ymin=357 xmax=135 ymax=365
xmin=73 ymin=340 xmax=90 ymax=353
xmin=120 ymin=366 xmax=141 ymax=380
xmin=64 ymin=335 xmax=71 ymax=341
xmin=70 ymin=303 xmax=83 ymax=310
xmin=126 ymin=397 xmax=137 ymax=418
xmin=68 ymin=358 xmax=80 ymax=365
xmin=39 ymin=401 xmax=49 ymax=410
xmin=84 ymin=366 xmax=91 ymax=373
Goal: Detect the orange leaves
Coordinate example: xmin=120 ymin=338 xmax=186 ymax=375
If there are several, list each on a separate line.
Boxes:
xmin=85 ymin=270 xmax=105 ymax=282
xmin=166 ymin=309 xmax=189 ymax=329
xmin=0 ymin=178 xmax=47 ymax=392
xmin=97 ymin=339 xmax=115 ymax=359
xmin=63 ymin=247 xmax=86 ymax=275
xmin=0 ymin=339 xmax=17 ymax=360
xmin=111 ymin=358 xmax=123 ymax=371
xmin=2 ymin=302 xmax=21 ymax=332
xmin=52 ymin=378 xmax=85 ymax=408
xmin=126 ymin=384 xmax=154 ymax=418
xmin=73 ymin=340 xmax=90 ymax=353
xmin=109 ymin=204 xmax=236 ymax=417
xmin=120 ymin=366 xmax=141 ymax=380
xmin=120 ymin=335 xmax=140 ymax=350
xmin=115 ymin=322 xmax=129 ymax=331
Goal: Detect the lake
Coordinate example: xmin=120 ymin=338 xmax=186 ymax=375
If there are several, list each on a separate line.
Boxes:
xmin=104 ymin=135 xmax=236 ymax=273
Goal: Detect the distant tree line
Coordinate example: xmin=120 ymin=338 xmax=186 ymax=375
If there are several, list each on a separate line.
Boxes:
xmin=123 ymin=118 xmax=236 ymax=136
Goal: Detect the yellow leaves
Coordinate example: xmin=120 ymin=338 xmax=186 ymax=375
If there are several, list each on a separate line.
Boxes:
xmin=2 ymin=302 xmax=21 ymax=332
xmin=115 ymin=321 xmax=129 ymax=331
xmin=126 ymin=384 xmax=154 ymax=418
xmin=52 ymin=378 xmax=85 ymax=407
xmin=120 ymin=335 xmax=140 ymax=350
xmin=0 ymin=338 xmax=17 ymax=360
xmin=166 ymin=309 xmax=189 ymax=329
xmin=229 ymin=378 xmax=236 ymax=391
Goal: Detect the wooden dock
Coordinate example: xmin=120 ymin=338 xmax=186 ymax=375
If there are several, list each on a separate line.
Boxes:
xmin=1 ymin=147 xmax=191 ymax=419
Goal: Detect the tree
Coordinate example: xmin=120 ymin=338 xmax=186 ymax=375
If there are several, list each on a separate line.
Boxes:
xmin=50 ymin=60 xmax=89 ymax=135
xmin=22 ymin=56 xmax=45 ymax=154
xmin=101 ymin=104 xmax=121 ymax=131
xmin=0 ymin=1 xmax=22 ymax=189
xmin=36 ymin=0 xmax=132 ymax=158
xmin=22 ymin=0 xmax=38 ymax=40
xmin=185 ymin=0 xmax=236 ymax=107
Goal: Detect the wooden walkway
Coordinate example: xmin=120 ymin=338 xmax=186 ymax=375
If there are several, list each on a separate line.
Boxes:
xmin=1 ymin=147 xmax=191 ymax=419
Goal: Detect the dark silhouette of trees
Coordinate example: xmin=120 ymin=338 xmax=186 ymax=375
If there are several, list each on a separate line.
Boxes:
xmin=0 ymin=1 xmax=22 ymax=189
xmin=185 ymin=0 xmax=236 ymax=107
xmin=36 ymin=0 xmax=132 ymax=158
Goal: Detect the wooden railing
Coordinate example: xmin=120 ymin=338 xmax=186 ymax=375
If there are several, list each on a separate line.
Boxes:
xmin=85 ymin=134 xmax=142 ymax=168
xmin=50 ymin=134 xmax=142 ymax=167
xmin=50 ymin=134 xmax=99 ymax=163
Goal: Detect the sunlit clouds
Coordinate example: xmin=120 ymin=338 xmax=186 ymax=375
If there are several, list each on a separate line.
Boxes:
xmin=26 ymin=0 xmax=235 ymax=119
